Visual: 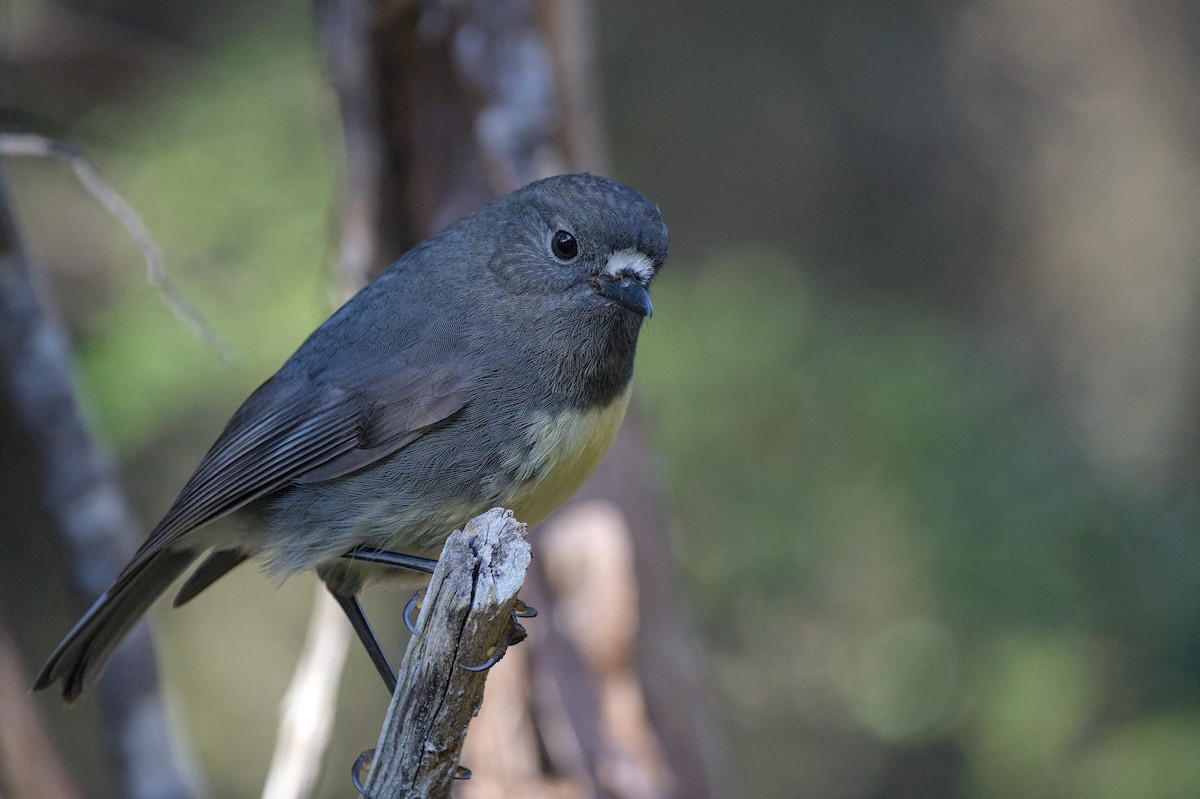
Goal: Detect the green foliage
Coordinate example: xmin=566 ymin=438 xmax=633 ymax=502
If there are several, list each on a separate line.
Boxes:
xmin=637 ymin=246 xmax=1200 ymax=797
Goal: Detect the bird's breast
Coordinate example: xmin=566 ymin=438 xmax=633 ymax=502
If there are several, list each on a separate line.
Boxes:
xmin=501 ymin=383 xmax=633 ymax=526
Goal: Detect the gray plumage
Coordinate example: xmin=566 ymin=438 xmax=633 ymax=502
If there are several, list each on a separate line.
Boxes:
xmin=36 ymin=173 xmax=668 ymax=701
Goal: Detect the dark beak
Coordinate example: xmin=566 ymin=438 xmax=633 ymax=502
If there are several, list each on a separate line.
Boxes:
xmin=595 ymin=273 xmax=653 ymax=318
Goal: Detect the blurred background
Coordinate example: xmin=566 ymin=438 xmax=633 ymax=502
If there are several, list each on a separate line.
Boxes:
xmin=3 ymin=0 xmax=1200 ymax=797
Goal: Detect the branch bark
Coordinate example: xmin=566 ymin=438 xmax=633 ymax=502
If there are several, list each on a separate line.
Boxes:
xmin=363 ymin=508 xmax=531 ymax=799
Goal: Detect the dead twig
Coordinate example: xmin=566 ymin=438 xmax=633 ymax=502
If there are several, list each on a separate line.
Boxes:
xmin=260 ymin=586 xmax=351 ymax=799
xmin=0 ymin=132 xmax=234 ymax=365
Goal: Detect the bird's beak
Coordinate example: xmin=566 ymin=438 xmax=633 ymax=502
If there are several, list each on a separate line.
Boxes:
xmin=595 ymin=273 xmax=653 ymax=318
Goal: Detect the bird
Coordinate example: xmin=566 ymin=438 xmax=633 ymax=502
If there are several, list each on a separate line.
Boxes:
xmin=35 ymin=172 xmax=668 ymax=701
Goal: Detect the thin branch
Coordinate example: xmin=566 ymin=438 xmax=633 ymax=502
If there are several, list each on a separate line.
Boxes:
xmin=363 ymin=508 xmax=531 ymax=799
xmin=260 ymin=586 xmax=351 ymax=799
xmin=0 ymin=132 xmax=235 ymax=365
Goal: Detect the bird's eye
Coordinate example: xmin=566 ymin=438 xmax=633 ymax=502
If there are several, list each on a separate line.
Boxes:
xmin=551 ymin=230 xmax=578 ymax=260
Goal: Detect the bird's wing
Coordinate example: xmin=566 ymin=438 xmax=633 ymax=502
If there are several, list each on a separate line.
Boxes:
xmin=133 ymin=363 xmax=474 ymax=558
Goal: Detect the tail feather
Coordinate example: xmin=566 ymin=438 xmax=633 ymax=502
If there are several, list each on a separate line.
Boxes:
xmin=173 ymin=548 xmax=248 ymax=607
xmin=35 ymin=549 xmax=197 ymax=701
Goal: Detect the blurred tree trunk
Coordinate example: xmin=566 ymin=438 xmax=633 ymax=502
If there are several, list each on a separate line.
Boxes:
xmin=315 ymin=1 xmax=728 ymax=796
xmin=0 ymin=166 xmax=194 ymax=797
xmin=947 ymin=0 xmax=1200 ymax=497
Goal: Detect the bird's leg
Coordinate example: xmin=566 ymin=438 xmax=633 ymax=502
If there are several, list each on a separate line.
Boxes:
xmin=341 ymin=545 xmax=437 ymax=574
xmin=341 ymin=545 xmax=437 ymax=637
xmin=338 ymin=543 xmax=532 ymax=791
xmin=340 ymin=544 xmax=538 ymax=672
xmin=336 ymin=546 xmax=437 ymax=691
xmin=330 ymin=591 xmax=397 ymax=694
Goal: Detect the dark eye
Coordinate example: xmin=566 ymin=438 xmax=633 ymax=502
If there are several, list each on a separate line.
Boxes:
xmin=551 ymin=229 xmax=578 ymax=260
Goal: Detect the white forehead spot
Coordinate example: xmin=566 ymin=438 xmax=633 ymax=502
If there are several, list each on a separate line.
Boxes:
xmin=603 ymin=249 xmax=656 ymax=281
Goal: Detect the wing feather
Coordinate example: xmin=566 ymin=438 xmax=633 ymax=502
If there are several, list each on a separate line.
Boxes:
xmin=133 ymin=365 xmax=473 ymax=559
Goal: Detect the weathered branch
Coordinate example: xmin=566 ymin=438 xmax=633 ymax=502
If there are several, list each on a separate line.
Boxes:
xmin=362 ymin=508 xmax=531 ymax=799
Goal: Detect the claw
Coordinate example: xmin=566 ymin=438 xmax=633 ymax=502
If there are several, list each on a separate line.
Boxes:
xmin=403 ymin=589 xmax=426 ymax=637
xmin=505 ymin=617 xmax=528 ymax=647
xmin=453 ymin=765 xmax=473 ymax=780
xmin=457 ymin=604 xmax=530 ymax=671
xmin=512 ymin=598 xmax=538 ymax=618
xmin=351 ymin=748 xmax=375 ymax=797
xmin=459 ymin=651 xmax=500 ymax=672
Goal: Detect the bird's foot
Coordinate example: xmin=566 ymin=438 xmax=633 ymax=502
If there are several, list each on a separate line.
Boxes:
xmin=349 ymin=748 xmax=471 ymax=795
xmin=402 ymin=589 xmax=425 ymax=636
xmin=351 ymin=748 xmax=374 ymax=797
xmin=457 ymin=599 xmax=534 ymax=671
xmin=512 ymin=597 xmax=538 ymax=618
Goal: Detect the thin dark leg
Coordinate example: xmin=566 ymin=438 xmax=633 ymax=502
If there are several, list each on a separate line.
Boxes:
xmin=331 ymin=591 xmax=397 ymax=694
xmin=341 ymin=546 xmax=437 ymax=648
xmin=342 ymin=546 xmax=437 ymax=574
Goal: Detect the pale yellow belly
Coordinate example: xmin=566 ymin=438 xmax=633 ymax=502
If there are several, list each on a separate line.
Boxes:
xmin=503 ymin=385 xmax=632 ymax=526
